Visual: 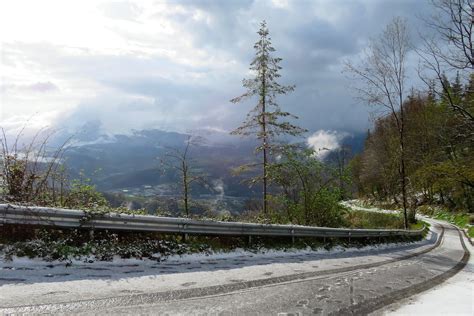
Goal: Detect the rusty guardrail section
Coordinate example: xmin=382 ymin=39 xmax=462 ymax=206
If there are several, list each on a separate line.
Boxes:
xmin=0 ymin=204 xmax=425 ymax=238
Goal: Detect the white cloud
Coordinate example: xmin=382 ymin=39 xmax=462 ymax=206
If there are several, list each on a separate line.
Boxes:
xmin=0 ymin=0 xmax=431 ymax=138
xmin=0 ymin=112 xmax=62 ymax=144
xmin=0 ymin=0 xmax=242 ymax=132
xmin=1 ymin=81 xmax=58 ymax=93
xmin=271 ymin=0 xmax=290 ymax=9
xmin=307 ymin=130 xmax=347 ymax=159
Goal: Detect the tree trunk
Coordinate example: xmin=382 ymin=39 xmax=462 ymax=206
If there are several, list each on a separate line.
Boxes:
xmin=184 ymin=185 xmax=189 ymax=217
xmin=261 ymin=64 xmax=268 ymax=215
xmin=183 ymin=162 xmax=189 ymax=217
xmin=60 ymin=181 xmax=64 ymax=207
xmin=400 ymin=124 xmax=409 ymax=229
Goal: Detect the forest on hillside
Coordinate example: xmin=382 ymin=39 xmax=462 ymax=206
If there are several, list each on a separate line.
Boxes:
xmin=351 ymin=76 xmax=473 ymax=213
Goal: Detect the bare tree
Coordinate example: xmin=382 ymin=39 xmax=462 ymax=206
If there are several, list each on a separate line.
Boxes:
xmin=0 ymin=126 xmax=71 ymax=205
xmin=346 ymin=17 xmax=412 ymax=229
xmin=418 ymin=0 xmax=474 ymax=126
xmin=425 ymin=0 xmax=473 ymax=70
xmin=231 ymin=21 xmax=306 ymax=215
xmin=334 ymin=145 xmax=352 ymax=200
xmin=160 ymin=135 xmax=208 ymax=217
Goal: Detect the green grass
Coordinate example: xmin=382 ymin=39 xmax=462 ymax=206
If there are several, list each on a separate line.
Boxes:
xmin=343 ymin=210 xmax=405 ymax=229
xmin=402 ymin=204 xmax=473 ymax=239
xmin=417 ymin=205 xmax=471 ymax=227
xmin=409 ymin=221 xmax=425 ymax=230
xmin=467 ymin=226 xmax=474 ymax=238
xmin=435 ymin=212 xmax=469 ymax=227
xmin=354 ymin=200 xmax=473 ymax=233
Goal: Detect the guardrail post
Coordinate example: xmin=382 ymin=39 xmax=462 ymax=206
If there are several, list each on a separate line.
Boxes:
xmin=291 ymin=229 xmax=295 ymax=245
xmin=248 ymin=235 xmax=252 ymax=246
xmin=181 ymin=223 xmax=188 ymax=242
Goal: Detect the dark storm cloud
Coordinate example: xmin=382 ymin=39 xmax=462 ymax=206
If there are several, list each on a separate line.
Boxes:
xmin=136 ymin=0 xmax=434 ymax=135
xmin=2 ymin=0 xmax=436 ymax=138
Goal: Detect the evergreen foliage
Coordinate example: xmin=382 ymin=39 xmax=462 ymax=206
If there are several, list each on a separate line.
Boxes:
xmin=231 ymin=21 xmax=306 ymax=214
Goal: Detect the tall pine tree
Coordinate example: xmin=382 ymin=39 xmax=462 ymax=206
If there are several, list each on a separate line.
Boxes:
xmin=231 ymin=21 xmax=306 ymax=215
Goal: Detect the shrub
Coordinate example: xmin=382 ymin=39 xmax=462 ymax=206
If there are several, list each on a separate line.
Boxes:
xmin=343 ymin=210 xmax=405 ymax=229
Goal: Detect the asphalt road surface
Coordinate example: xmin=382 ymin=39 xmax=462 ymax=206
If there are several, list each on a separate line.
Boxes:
xmin=0 ymin=219 xmax=469 ymax=315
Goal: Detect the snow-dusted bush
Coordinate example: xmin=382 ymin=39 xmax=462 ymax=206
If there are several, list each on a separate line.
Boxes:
xmin=0 ymin=229 xmax=213 ymax=263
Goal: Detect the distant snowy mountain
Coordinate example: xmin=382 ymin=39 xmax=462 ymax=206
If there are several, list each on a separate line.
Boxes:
xmin=59 ymin=122 xmax=365 ymax=197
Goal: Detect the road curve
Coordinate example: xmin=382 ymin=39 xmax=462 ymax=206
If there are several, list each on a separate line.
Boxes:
xmin=0 ymin=218 xmax=469 ymax=315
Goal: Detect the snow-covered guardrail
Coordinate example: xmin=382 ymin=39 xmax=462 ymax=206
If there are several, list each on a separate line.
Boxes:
xmin=0 ymin=204 xmax=425 ymax=238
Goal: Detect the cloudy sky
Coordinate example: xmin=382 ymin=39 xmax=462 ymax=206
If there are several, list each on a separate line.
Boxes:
xmin=0 ymin=0 xmax=433 ymax=144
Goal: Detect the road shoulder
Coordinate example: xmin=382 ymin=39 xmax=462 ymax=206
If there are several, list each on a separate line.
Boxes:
xmin=375 ymin=228 xmax=473 ymax=316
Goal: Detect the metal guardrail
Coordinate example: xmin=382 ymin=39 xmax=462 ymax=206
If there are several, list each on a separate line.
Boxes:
xmin=0 ymin=204 xmax=425 ymax=238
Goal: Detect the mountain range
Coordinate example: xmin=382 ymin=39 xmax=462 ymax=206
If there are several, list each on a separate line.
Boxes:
xmin=60 ymin=125 xmax=366 ymax=201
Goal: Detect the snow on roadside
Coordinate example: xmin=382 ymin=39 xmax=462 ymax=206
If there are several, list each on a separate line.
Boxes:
xmin=1 ymin=199 xmax=431 ymax=268
xmin=341 ymin=200 xmax=401 ymax=215
xmin=0 ymin=234 xmax=437 ymax=307
xmin=0 ymin=234 xmax=434 ymax=292
xmin=380 ymin=232 xmax=474 ymax=316
xmin=348 ymin=199 xmax=473 ymax=316
xmin=1 ymin=237 xmax=428 ymax=268
xmin=136 ymin=238 xmax=432 ymax=264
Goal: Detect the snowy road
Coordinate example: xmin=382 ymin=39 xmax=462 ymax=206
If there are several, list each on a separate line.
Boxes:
xmin=0 ymin=219 xmax=470 ymax=314
xmin=378 ymin=225 xmax=474 ymax=315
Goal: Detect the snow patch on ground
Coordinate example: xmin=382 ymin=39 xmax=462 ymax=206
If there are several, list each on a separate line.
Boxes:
xmin=347 ymin=200 xmax=472 ymax=316
xmin=341 ymin=200 xmax=401 ymax=215
xmin=381 ymin=231 xmax=474 ymax=315
xmin=0 ymin=233 xmax=437 ymax=308
xmin=163 ymin=242 xmax=415 ymax=263
xmin=0 ymin=236 xmax=433 ymax=289
xmin=0 ymin=200 xmax=437 ymax=309
xmin=1 ymin=238 xmax=429 ymax=268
